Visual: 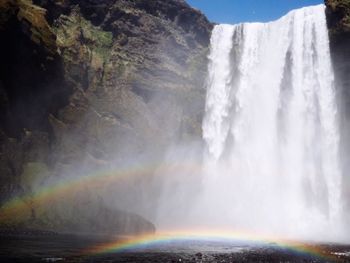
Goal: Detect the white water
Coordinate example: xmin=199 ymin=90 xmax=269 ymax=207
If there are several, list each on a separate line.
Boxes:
xmin=202 ymin=5 xmax=346 ymax=241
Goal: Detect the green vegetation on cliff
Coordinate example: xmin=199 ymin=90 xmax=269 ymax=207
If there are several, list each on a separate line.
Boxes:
xmin=0 ymin=0 xmax=212 ymax=235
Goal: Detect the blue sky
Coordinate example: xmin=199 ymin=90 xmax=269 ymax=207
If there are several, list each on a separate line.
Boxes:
xmin=186 ymin=0 xmax=323 ymax=24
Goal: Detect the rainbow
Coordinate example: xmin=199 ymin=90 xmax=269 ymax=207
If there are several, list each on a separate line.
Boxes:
xmin=0 ymin=161 xmax=346 ymax=262
xmin=0 ymin=160 xmax=201 ymax=222
xmin=83 ymin=230 xmax=341 ymax=261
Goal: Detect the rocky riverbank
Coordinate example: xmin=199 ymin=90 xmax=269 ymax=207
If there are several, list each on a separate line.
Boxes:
xmin=1 ymin=235 xmax=350 ymax=263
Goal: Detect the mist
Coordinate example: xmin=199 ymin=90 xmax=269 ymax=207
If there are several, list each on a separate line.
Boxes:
xmin=3 ymin=3 xmax=349 ymax=246
xmin=98 ymin=4 xmax=350 ymax=243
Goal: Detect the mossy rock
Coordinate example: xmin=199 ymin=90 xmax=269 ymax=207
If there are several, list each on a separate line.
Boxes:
xmin=55 ymin=10 xmax=113 ymax=62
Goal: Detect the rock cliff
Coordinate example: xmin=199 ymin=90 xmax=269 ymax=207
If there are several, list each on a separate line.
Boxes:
xmin=0 ymin=0 xmax=212 ymax=235
xmin=3 ymin=0 xmax=348 ymax=236
xmin=325 ymin=0 xmax=350 ymax=212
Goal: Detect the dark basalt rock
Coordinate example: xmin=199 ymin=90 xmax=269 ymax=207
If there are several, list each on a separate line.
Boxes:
xmin=0 ymin=0 xmax=71 ymax=203
xmin=326 ymin=0 xmax=350 ymax=39
xmin=0 ymin=0 xmax=212 ymax=235
xmin=325 ymin=0 xmax=350 ymax=212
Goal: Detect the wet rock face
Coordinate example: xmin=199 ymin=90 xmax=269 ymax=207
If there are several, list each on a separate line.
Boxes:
xmin=325 ymin=0 xmax=350 ymax=211
xmin=326 ymin=0 xmax=350 ymax=104
xmin=325 ymin=0 xmax=350 ymax=105
xmin=326 ymin=0 xmax=350 ymax=36
xmin=0 ymin=0 xmax=71 ymax=202
xmin=0 ymin=0 xmax=212 ymax=234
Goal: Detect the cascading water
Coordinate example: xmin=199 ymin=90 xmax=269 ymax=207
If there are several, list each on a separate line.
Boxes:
xmin=202 ymin=5 xmax=346 ymax=241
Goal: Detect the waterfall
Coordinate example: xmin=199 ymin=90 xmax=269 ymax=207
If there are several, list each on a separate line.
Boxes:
xmin=202 ymin=5 xmax=345 ymax=241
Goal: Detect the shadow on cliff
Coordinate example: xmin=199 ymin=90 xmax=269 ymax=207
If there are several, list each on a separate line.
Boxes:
xmin=0 ymin=0 xmax=213 ymax=236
